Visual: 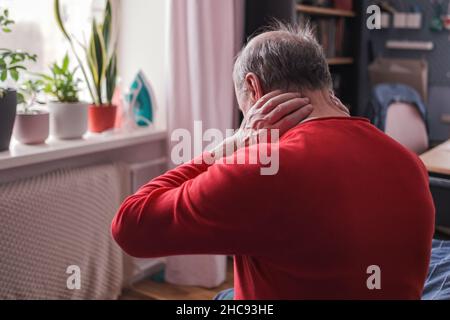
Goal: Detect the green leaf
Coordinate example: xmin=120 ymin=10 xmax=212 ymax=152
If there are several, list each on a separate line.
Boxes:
xmin=102 ymin=0 xmax=112 ymax=50
xmin=53 ymin=64 xmax=63 ymax=75
xmin=17 ymin=92 xmax=25 ymax=105
xmin=1 ymin=70 xmax=7 ymax=81
xmin=36 ymin=72 xmax=53 ymax=81
xmin=106 ymin=52 xmax=117 ymax=104
xmin=89 ymin=19 xmax=107 ymax=104
xmin=10 ymin=69 xmax=18 ymax=81
xmin=54 ymin=0 xmax=70 ymax=41
xmin=62 ymin=53 xmax=69 ymax=71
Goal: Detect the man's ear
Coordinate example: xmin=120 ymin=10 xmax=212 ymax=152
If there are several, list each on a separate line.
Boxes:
xmin=245 ymin=73 xmax=264 ymax=104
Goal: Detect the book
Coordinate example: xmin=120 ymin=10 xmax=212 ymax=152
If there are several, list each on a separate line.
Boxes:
xmin=300 ymin=16 xmax=346 ymax=59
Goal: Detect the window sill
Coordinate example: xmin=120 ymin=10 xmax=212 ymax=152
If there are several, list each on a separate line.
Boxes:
xmin=0 ymin=127 xmax=167 ymax=171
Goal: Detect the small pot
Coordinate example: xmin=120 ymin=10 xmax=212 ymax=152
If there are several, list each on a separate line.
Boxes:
xmin=88 ymin=104 xmax=118 ymax=133
xmin=0 ymin=89 xmax=17 ymax=151
xmin=49 ymin=101 xmax=88 ymax=140
xmin=14 ymin=109 xmax=50 ymax=145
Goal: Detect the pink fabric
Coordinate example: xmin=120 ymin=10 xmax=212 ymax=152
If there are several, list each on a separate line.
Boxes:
xmin=166 ymin=0 xmax=243 ymax=157
xmin=164 ymin=0 xmax=244 ymax=288
xmin=385 ymin=102 xmax=429 ymax=155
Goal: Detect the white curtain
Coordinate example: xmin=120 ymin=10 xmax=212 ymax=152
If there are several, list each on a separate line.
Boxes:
xmin=164 ymin=0 xmax=244 ymax=288
xmin=166 ymin=0 xmax=244 ymax=153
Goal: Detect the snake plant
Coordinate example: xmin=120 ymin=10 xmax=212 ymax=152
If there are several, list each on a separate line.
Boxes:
xmin=54 ymin=0 xmax=117 ymax=106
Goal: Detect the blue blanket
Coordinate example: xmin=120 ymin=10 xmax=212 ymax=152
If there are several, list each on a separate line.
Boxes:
xmin=422 ymin=240 xmax=450 ymax=300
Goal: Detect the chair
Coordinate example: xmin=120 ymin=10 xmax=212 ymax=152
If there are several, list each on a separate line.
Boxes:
xmin=385 ymin=101 xmax=429 ymax=154
xmin=371 ymin=84 xmax=430 ymax=155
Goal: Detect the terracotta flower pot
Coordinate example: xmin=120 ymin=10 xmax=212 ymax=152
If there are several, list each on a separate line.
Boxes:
xmin=0 ymin=89 xmax=17 ymax=151
xmin=88 ymin=104 xmax=118 ymax=133
xmin=14 ymin=109 xmax=50 ymax=145
xmin=49 ymin=101 xmax=88 ymax=140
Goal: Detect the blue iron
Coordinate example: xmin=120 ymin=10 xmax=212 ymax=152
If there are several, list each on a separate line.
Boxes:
xmin=127 ymin=71 xmax=155 ymax=127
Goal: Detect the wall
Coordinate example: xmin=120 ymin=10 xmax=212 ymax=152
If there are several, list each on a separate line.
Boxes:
xmin=118 ymin=0 xmax=168 ymax=130
xmin=369 ymin=0 xmax=450 ymax=87
xmin=245 ymin=0 xmax=295 ymax=37
xmin=364 ymin=0 xmax=450 ymax=141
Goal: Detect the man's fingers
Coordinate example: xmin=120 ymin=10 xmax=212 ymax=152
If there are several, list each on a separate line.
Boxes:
xmin=265 ymin=97 xmax=310 ymax=124
xmin=275 ymin=104 xmax=314 ymax=134
xmin=260 ymin=92 xmax=303 ymax=115
xmin=253 ymin=90 xmax=283 ymax=110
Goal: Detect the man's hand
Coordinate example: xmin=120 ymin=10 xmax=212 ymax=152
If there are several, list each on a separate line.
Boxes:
xmin=210 ymin=91 xmax=313 ymax=161
xmin=236 ymin=90 xmax=313 ymax=147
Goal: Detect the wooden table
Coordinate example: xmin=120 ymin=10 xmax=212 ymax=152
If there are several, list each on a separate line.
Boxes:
xmin=420 ymin=140 xmax=450 ymax=177
xmin=421 ymin=140 xmax=450 ymax=234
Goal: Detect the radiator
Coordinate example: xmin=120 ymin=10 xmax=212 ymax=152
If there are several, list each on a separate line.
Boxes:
xmin=0 ymin=163 xmax=127 ymax=299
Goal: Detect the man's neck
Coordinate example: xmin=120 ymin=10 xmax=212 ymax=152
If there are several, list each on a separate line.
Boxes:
xmin=302 ymin=89 xmax=350 ymax=122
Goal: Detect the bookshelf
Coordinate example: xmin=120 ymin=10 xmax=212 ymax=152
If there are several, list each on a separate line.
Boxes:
xmin=244 ymin=0 xmax=364 ymax=115
xmin=327 ymin=57 xmax=354 ymax=65
xmin=296 ymin=1 xmax=360 ymax=112
xmin=297 ymin=4 xmax=356 ymax=17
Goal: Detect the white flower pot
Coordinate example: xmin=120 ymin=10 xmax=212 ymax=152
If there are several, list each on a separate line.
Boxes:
xmin=49 ymin=102 xmax=88 ymax=140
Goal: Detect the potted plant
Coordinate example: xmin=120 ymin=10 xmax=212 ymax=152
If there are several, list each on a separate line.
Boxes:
xmin=38 ymin=54 xmax=88 ymax=139
xmin=14 ymin=79 xmax=50 ymax=144
xmin=54 ymin=0 xmax=118 ymax=133
xmin=0 ymin=8 xmax=37 ymax=151
xmin=13 ymin=79 xmax=49 ymax=145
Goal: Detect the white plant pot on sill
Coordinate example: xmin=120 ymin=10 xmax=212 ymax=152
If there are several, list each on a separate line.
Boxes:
xmin=49 ymin=101 xmax=88 ymax=140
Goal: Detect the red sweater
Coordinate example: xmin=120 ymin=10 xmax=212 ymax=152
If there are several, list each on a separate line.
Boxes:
xmin=112 ymin=117 xmax=435 ymax=300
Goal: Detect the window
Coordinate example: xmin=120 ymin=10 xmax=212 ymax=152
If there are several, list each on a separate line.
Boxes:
xmin=0 ymin=0 xmax=106 ymax=98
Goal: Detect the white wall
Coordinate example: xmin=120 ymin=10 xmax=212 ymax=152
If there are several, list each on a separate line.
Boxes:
xmin=118 ymin=0 xmax=167 ymax=130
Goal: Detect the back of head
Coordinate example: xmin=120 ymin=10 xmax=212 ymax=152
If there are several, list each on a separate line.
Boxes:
xmin=233 ymin=22 xmax=332 ymax=94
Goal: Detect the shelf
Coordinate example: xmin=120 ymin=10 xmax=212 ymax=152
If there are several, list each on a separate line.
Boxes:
xmin=327 ymin=57 xmax=354 ymax=65
xmin=386 ymin=40 xmax=434 ymax=51
xmin=297 ymin=4 xmax=356 ymax=17
xmin=0 ymin=126 xmax=167 ymax=171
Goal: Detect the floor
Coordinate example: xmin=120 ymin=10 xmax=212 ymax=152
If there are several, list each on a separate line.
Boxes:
xmin=120 ymin=259 xmax=234 ymax=300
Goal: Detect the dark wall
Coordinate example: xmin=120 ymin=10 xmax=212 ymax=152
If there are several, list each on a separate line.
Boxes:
xmin=245 ymin=0 xmax=295 ymax=40
xmin=356 ymin=0 xmax=371 ymax=117
xmin=370 ymin=0 xmax=450 ymax=87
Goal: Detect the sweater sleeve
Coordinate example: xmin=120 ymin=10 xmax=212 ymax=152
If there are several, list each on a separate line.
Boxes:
xmin=111 ymin=151 xmax=277 ymax=258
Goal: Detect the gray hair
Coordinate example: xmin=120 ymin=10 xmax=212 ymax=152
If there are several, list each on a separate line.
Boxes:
xmin=233 ymin=22 xmax=332 ymax=95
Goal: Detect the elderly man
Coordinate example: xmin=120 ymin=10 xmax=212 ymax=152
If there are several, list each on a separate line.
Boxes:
xmin=112 ymin=24 xmax=435 ymax=300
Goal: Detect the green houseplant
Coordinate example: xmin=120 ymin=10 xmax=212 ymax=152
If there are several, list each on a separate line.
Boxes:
xmin=38 ymin=54 xmax=88 ymax=139
xmin=54 ymin=0 xmax=118 ymax=133
xmin=14 ymin=79 xmax=50 ymax=145
xmin=0 ymin=8 xmax=37 ymax=150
